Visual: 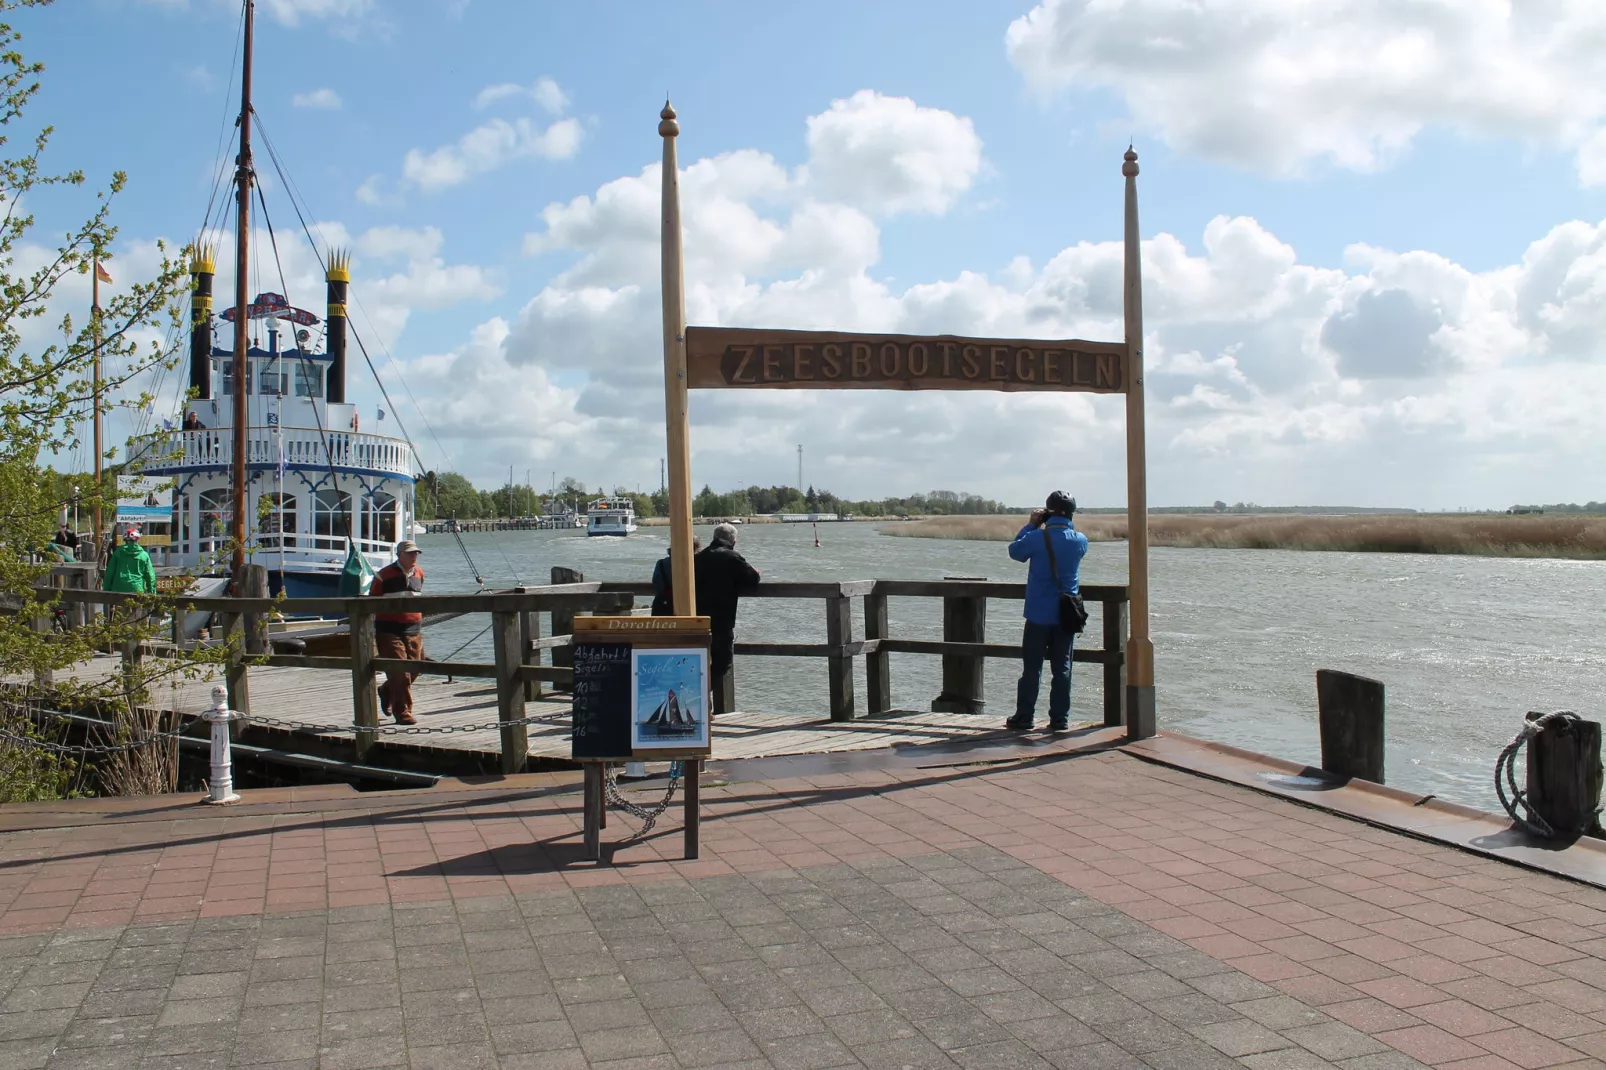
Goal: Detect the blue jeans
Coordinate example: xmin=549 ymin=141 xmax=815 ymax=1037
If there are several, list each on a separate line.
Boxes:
xmin=1014 ymin=620 xmax=1073 ymax=725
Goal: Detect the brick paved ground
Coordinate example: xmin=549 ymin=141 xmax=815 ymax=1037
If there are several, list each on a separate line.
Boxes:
xmin=0 ymin=750 xmax=1602 ymax=1069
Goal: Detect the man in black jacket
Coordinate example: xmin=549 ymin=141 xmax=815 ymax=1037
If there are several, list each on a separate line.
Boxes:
xmin=694 ymin=523 xmax=759 ymax=707
xmin=649 ymin=536 xmax=701 ymax=616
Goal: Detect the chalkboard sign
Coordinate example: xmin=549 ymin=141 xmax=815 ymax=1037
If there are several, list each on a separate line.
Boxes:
xmin=571 ymin=642 xmax=632 ymax=759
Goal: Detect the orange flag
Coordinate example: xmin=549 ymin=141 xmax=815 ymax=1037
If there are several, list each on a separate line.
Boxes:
xmin=94 ymin=261 xmax=113 ymax=284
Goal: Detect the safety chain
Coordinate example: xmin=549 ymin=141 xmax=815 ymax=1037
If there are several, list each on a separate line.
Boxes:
xmin=0 ymin=723 xmax=192 ymax=757
xmin=242 ymin=712 xmax=568 ymax=736
xmin=603 ymin=762 xmax=682 ymax=839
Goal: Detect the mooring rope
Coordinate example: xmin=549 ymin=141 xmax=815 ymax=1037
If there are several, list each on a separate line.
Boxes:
xmin=1493 ymin=710 xmax=1600 ymax=840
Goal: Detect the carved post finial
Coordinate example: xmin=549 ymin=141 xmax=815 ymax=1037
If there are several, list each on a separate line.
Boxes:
xmin=659 ymin=100 xmax=679 ymax=138
xmin=1123 ymin=146 xmax=1139 ymax=177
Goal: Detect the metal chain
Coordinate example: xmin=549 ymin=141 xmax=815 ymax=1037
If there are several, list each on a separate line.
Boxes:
xmin=604 ymin=763 xmax=682 ymax=838
xmin=0 ymin=724 xmax=192 ymax=757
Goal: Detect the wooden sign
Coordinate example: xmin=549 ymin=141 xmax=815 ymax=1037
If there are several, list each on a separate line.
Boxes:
xmin=686 ymin=327 xmax=1127 ymax=393
xmin=571 ymin=616 xmax=712 ymax=761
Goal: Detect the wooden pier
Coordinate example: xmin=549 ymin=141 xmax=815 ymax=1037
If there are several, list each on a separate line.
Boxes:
xmin=37 ymin=574 xmax=1131 ymax=779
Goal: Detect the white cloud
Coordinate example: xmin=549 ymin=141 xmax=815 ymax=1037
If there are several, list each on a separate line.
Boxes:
xmin=402 ymin=116 xmax=582 ymax=191
xmin=260 ymin=0 xmax=371 ymax=26
xmin=803 ymin=90 xmax=983 ymax=214
xmin=1005 ymin=0 xmax=1606 ymax=181
xmin=292 ymin=88 xmax=342 ymax=110
xmin=474 ymin=76 xmax=569 ymax=115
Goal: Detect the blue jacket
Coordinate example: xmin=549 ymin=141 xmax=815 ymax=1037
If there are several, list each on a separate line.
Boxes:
xmin=1009 ymin=517 xmax=1088 ymax=625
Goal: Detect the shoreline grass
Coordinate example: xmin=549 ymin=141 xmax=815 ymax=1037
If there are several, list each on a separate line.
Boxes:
xmin=878 ymin=513 xmax=1606 ymax=559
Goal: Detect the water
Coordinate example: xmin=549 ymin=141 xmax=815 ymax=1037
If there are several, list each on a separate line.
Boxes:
xmin=416 ymin=522 xmax=1606 ymax=813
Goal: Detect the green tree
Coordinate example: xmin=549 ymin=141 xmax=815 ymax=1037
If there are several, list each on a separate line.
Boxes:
xmin=0 ymin=0 xmax=224 ymax=801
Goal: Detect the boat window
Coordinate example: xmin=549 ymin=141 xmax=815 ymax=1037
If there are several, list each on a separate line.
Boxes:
xmin=293 ymin=362 xmax=324 ymax=398
xmin=174 ymin=494 xmax=189 ymax=547
xmin=258 ymin=360 xmax=288 ymax=396
xmin=221 ymin=360 xmax=252 ymax=395
xmin=197 ymin=488 xmax=231 ymax=540
xmin=362 ymin=492 xmax=398 ymax=544
xmin=258 ymin=492 xmax=297 ymax=536
xmin=313 ymin=489 xmax=351 ymax=547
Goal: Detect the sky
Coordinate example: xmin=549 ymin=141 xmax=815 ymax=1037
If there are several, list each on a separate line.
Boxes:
xmin=23 ymin=0 xmax=1606 ymax=509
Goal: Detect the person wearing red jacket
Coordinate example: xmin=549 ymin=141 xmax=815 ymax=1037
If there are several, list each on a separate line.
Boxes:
xmin=370 ymin=540 xmax=424 ymax=724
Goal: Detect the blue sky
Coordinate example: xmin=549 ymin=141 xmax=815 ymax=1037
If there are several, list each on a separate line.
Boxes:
xmin=26 ymin=0 xmax=1606 ymax=508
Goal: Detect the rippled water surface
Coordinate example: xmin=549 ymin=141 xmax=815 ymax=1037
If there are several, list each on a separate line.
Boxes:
xmin=417 ymin=521 xmax=1606 ymax=812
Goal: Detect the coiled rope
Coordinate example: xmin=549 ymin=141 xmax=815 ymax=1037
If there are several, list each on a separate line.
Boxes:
xmin=1494 ymin=710 xmax=1601 ymax=840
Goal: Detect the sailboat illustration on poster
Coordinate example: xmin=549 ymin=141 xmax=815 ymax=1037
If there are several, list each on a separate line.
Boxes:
xmin=631 ymin=647 xmax=710 ymax=750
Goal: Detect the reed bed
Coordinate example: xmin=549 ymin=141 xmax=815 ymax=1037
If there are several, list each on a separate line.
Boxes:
xmin=879 ymin=513 xmax=1606 ymax=559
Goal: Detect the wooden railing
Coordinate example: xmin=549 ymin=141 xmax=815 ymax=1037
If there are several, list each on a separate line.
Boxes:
xmin=37 ymin=570 xmax=1129 ymax=772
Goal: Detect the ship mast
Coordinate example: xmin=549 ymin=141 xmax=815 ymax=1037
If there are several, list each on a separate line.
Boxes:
xmin=230 ymin=0 xmax=254 ymax=575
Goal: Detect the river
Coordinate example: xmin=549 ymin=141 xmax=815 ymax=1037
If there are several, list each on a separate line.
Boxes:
xmin=416 ymin=521 xmax=1606 ymax=813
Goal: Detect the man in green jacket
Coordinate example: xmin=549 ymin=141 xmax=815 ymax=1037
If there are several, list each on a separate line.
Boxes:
xmin=102 ymin=528 xmax=157 ymax=594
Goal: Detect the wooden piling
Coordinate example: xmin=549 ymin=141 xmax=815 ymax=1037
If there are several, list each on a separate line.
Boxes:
xmin=492 ymin=610 xmax=528 ymax=774
xmin=519 ymin=609 xmax=542 ymax=701
xmin=864 ymin=590 xmax=891 ymax=715
xmin=932 ymin=579 xmax=986 ymax=714
xmin=1526 ymin=712 xmax=1604 ymax=839
xmin=1317 ymin=668 xmax=1385 ymax=784
xmin=825 ymin=593 xmax=855 ymax=721
xmin=550 ymin=566 xmax=581 ymax=692
xmin=1102 ymin=599 xmax=1127 ymax=727
xmin=350 ymin=607 xmax=378 ymax=760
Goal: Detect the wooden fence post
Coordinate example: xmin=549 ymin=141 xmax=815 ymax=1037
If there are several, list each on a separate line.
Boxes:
xmin=520 ymin=609 xmax=542 ymax=701
xmin=1526 ymin=712 xmax=1603 ymax=839
xmin=1102 ymin=597 xmax=1127 ymax=727
xmin=550 ymin=566 xmax=581 ymax=693
xmin=493 ymin=610 xmax=528 ymax=774
xmin=240 ymin=564 xmax=269 ymax=657
xmin=865 ymin=588 xmax=890 ymax=715
xmin=932 ymin=579 xmax=986 ymax=714
xmin=1317 ymin=669 xmax=1385 ymax=783
xmin=825 ymin=592 xmax=855 ymax=721
xmin=350 ymin=606 xmax=378 ymax=760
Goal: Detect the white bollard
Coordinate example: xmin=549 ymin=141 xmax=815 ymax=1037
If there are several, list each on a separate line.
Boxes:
xmin=203 ymin=684 xmax=243 ymax=804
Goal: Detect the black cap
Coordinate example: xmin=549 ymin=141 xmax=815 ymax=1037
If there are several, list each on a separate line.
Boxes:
xmin=1045 ymin=490 xmax=1076 ymax=515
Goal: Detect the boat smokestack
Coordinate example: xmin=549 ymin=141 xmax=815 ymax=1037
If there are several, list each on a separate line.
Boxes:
xmin=326 ymin=250 xmax=349 ymax=403
xmin=189 ymin=245 xmax=215 ymax=400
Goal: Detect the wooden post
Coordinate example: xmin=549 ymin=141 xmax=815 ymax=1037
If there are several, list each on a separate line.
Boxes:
xmin=219 ymin=611 xmax=249 ymax=717
xmin=240 ymin=564 xmax=269 ymax=656
xmin=1317 ymin=669 xmax=1385 ymax=784
xmin=1526 ymin=712 xmax=1603 ymax=839
xmin=684 ymin=760 xmax=700 ymax=860
xmin=660 ymin=102 xmax=697 ymax=619
xmin=1101 ymin=597 xmax=1127 ymax=727
xmin=31 ymin=582 xmax=54 ymax=688
xmin=350 ymin=606 xmax=378 ymax=760
xmin=931 ymin=579 xmax=985 ymax=714
xmin=865 ymin=588 xmax=890 ymax=715
xmin=824 ymin=592 xmax=855 ymax=721
xmin=550 ymin=566 xmax=581 ymax=692
xmin=714 ymin=662 xmax=735 ymax=717
xmin=492 ymin=610 xmax=528 ymax=774
xmin=1122 ymin=147 xmax=1156 ymax=741
xmin=583 ymin=763 xmax=603 ymax=861
xmin=520 ymin=609 xmax=542 ymax=701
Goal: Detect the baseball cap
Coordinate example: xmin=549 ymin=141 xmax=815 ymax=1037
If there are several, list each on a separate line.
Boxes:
xmin=124 ymin=528 xmax=142 ymax=540
xmin=396 ymin=540 xmax=422 ymax=554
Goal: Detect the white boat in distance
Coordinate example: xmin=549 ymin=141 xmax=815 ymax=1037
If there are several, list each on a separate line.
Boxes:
xmin=586 ymin=497 xmax=637 ymax=536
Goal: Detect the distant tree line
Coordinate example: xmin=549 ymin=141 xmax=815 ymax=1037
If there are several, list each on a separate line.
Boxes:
xmin=415 ymin=473 xmax=1018 ymax=520
xmin=692 ymin=485 xmax=1014 ymax=518
xmin=1507 ymin=502 xmax=1606 ymax=514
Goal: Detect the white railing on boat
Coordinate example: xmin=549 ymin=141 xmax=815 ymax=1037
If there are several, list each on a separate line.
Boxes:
xmin=129 ymin=427 xmax=413 ymax=477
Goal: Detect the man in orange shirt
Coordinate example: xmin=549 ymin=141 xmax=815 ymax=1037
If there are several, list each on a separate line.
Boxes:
xmin=370 ymin=540 xmax=424 ymax=724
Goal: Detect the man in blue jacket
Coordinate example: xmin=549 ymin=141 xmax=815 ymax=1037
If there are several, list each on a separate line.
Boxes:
xmin=1006 ymin=490 xmax=1088 ymax=731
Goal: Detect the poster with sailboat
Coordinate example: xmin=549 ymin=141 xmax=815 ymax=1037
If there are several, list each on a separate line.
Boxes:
xmin=631 ymin=647 xmax=709 ymax=750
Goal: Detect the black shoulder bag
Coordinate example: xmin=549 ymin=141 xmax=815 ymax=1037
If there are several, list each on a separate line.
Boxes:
xmin=1040 ymin=525 xmax=1088 ymax=634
